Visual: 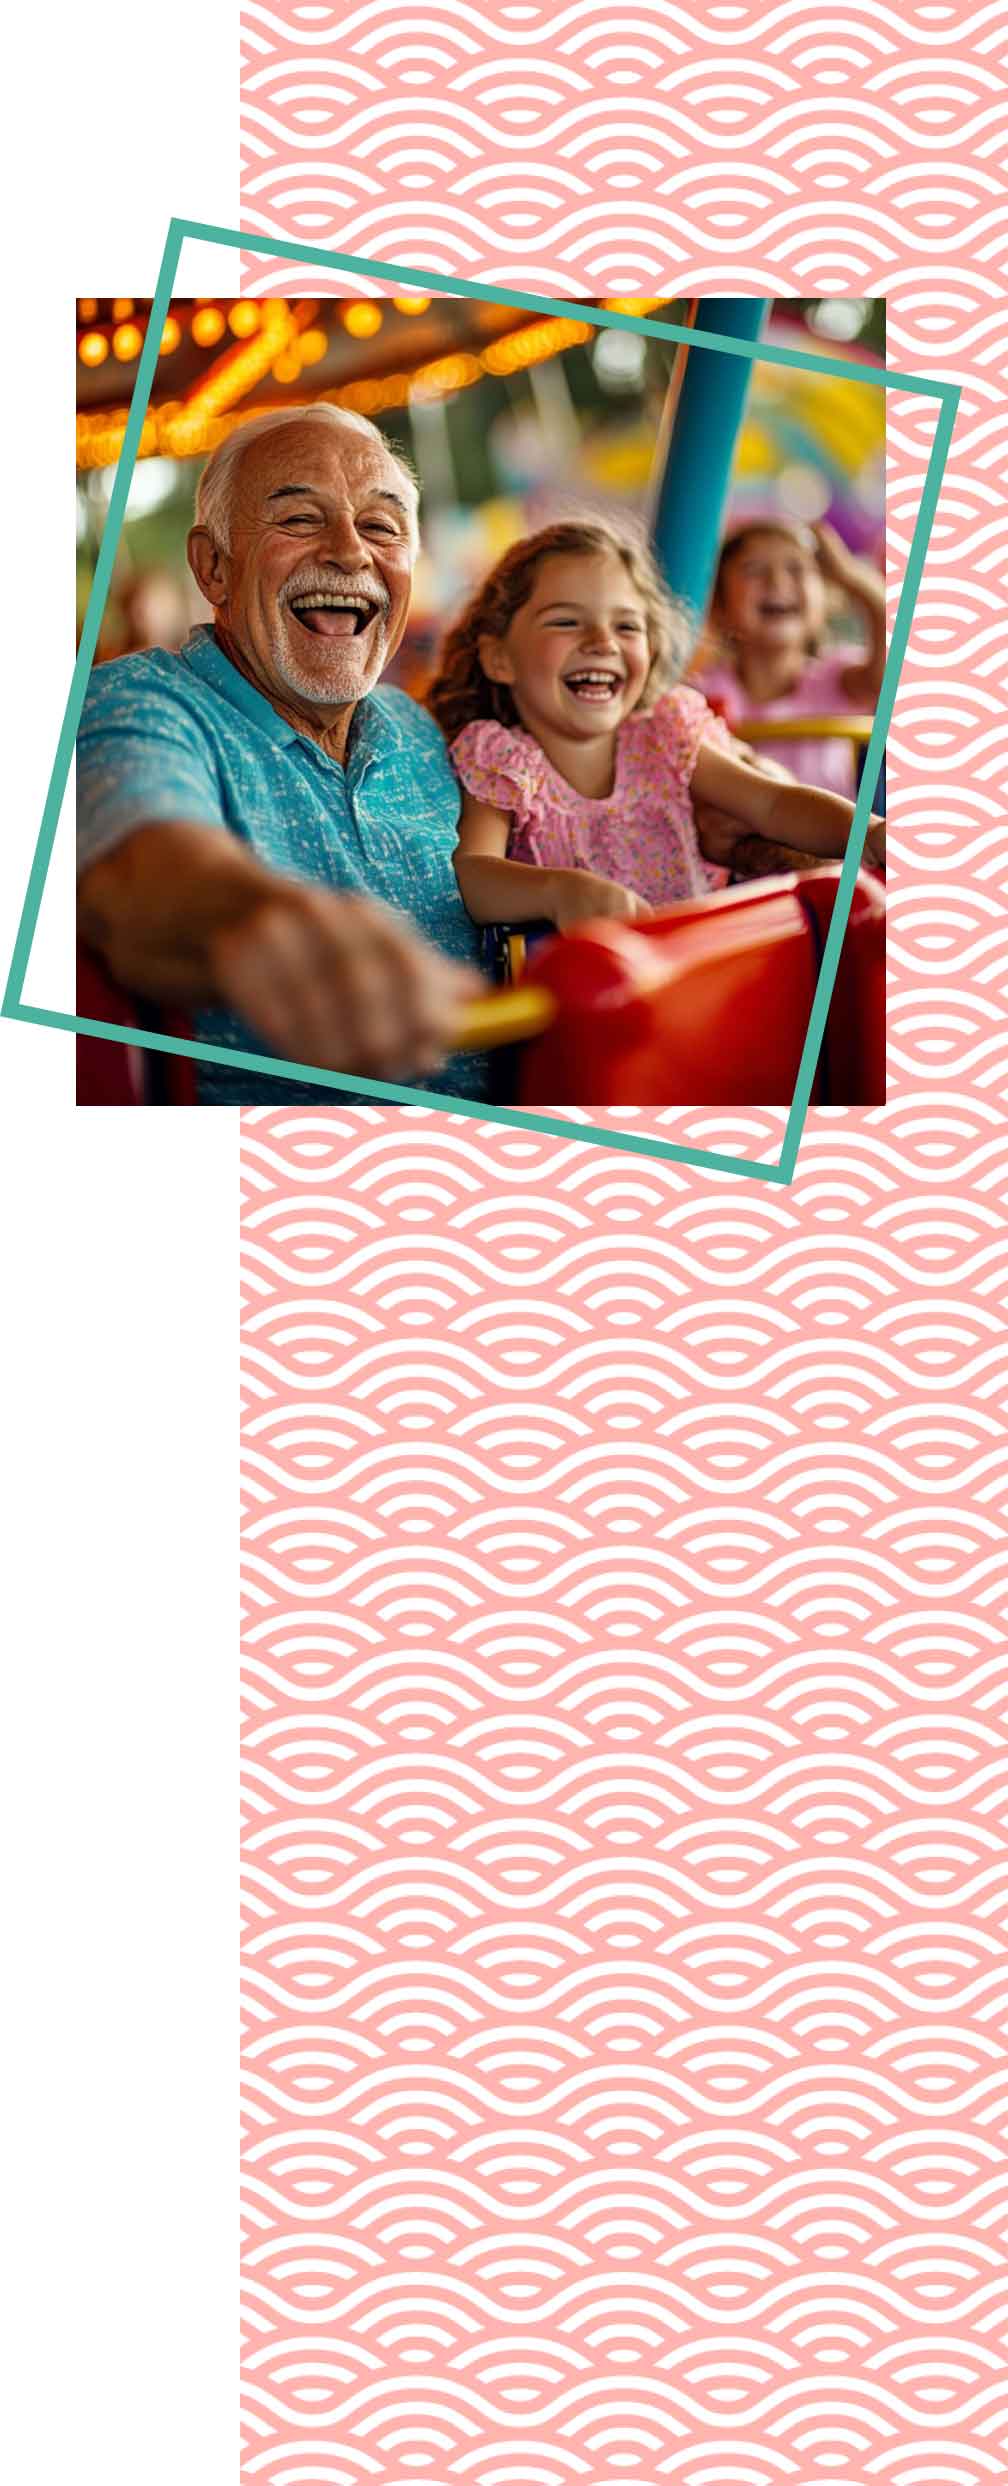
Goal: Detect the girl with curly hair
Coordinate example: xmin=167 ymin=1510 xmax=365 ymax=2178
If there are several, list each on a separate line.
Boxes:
xmin=426 ymin=519 xmax=883 ymax=931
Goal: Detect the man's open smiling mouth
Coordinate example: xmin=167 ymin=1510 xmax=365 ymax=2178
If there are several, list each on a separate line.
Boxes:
xmin=286 ymin=589 xmax=386 ymax=641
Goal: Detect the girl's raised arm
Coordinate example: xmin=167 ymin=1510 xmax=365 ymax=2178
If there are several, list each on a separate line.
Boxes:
xmin=813 ymin=522 xmax=887 ymax=706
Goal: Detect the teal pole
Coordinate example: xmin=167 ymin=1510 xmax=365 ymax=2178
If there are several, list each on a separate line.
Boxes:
xmin=650 ymin=298 xmax=770 ymax=647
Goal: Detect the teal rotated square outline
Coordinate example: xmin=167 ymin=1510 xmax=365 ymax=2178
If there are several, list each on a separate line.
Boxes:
xmin=3 ymin=219 xmax=959 ymax=1181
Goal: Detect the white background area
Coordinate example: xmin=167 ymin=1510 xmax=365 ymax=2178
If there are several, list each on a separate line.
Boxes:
xmin=1 ymin=12 xmax=237 ymax=2477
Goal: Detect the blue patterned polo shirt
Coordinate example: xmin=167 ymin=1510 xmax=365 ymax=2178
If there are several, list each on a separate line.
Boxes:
xmin=76 ymin=627 xmax=488 ymax=1106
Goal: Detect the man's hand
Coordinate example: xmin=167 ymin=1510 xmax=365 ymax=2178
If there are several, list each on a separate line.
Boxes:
xmin=699 ymin=822 xmax=822 ymax=879
xmin=210 ymin=885 xmax=482 ymax=1081
xmin=693 ymin=804 xmax=751 ymax=871
xmin=78 ymin=820 xmax=483 ymax=1083
xmin=548 ymin=869 xmax=651 ymax=930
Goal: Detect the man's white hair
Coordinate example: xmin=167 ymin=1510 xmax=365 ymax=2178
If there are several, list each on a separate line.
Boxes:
xmin=195 ymin=404 xmax=420 ymax=553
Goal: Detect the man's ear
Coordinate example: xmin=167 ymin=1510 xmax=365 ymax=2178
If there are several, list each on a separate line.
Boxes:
xmin=187 ymin=526 xmax=229 ymax=609
xmin=478 ymin=632 xmax=515 ymax=686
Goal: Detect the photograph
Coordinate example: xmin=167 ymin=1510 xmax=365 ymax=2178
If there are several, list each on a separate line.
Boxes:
xmin=75 ymin=290 xmax=887 ymax=1109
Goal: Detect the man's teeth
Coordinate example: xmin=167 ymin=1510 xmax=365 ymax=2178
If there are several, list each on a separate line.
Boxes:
xmin=289 ymin=592 xmax=380 ymax=632
xmin=290 ymin=592 xmax=376 ymax=608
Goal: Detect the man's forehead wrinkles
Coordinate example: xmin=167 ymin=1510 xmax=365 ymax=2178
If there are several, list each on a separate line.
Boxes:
xmin=262 ymin=482 xmax=410 ymax=516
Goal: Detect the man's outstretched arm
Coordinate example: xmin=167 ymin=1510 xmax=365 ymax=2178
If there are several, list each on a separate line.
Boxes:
xmin=79 ymin=820 xmax=481 ymax=1083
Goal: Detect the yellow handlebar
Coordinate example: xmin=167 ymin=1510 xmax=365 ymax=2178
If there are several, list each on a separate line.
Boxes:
xmin=456 ymin=983 xmax=556 ymax=1053
xmin=736 ymin=715 xmax=875 ymax=748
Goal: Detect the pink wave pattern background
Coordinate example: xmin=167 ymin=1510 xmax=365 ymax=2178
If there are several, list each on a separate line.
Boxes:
xmin=239 ymin=7 xmax=1008 ymax=2480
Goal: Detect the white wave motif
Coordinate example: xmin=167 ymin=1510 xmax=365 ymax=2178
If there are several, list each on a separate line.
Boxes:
xmin=239 ymin=3 xmax=1008 ymax=2479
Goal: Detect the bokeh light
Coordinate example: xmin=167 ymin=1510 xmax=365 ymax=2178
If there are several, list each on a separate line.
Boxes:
xmin=777 ymin=462 xmax=832 ymax=521
xmin=807 ymin=299 xmax=868 ymax=341
xmin=593 ymin=328 xmax=647 ymax=391
xmin=192 ymin=306 xmax=226 ymax=347
xmin=343 ymin=302 xmax=383 ymax=340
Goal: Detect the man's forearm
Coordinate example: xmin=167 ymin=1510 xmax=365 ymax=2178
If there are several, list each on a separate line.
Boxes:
xmin=80 ymin=817 xmax=482 ymax=1082
xmin=78 ymin=819 xmax=280 ymax=1005
xmin=726 ymin=833 xmax=824 ymax=880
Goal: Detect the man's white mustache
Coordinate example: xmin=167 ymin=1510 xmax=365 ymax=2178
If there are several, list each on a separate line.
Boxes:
xmin=281 ymin=569 xmax=390 ymax=617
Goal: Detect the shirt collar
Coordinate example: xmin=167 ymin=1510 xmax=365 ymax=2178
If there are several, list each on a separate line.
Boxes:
xmin=180 ymin=626 xmax=408 ymax=769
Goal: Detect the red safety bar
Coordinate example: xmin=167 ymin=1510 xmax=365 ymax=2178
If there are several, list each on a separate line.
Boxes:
xmin=77 ymin=864 xmax=884 ymax=1109
xmin=516 ymin=866 xmax=884 ymax=1109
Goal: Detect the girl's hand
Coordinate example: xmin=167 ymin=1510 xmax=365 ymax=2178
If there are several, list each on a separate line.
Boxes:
xmin=814 ymin=521 xmax=885 ymax=618
xmin=549 ymin=869 xmax=651 ymax=930
xmin=812 ymin=520 xmax=856 ymax=586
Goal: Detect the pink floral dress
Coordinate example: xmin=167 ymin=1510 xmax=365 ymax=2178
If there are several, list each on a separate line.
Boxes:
xmin=450 ymin=687 xmax=733 ymax=909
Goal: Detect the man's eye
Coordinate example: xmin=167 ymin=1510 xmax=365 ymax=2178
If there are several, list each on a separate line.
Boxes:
xmin=362 ymin=516 xmax=400 ymax=538
xmin=283 ymin=513 xmax=319 ymax=529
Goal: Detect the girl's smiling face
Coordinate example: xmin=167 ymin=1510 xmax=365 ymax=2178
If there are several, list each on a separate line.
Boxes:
xmin=479 ymin=549 xmax=653 ymax=743
xmin=717 ymin=527 xmax=827 ymax=653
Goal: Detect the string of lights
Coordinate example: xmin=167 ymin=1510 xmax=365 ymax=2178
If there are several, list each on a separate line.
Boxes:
xmin=75 ymin=298 xmax=666 ymax=471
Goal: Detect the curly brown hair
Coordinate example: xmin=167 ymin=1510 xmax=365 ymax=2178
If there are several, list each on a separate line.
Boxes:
xmin=426 ymin=519 xmax=691 ymax=743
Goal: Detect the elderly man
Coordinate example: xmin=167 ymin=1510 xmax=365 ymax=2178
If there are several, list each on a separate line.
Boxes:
xmin=77 ymin=405 xmax=486 ymax=1104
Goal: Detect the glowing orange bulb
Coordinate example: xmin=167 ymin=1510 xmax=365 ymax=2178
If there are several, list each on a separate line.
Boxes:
xmin=342 ymin=301 xmax=383 ymax=339
xmin=229 ymin=302 xmax=261 ymax=338
xmin=192 ymin=306 xmax=226 ymax=347
xmin=393 ymin=294 xmax=430 ymax=316
xmin=298 ymin=328 xmax=328 ymax=365
xmin=272 ymin=349 xmax=302 ymax=384
xmin=112 ymin=297 xmax=134 ymax=320
xmin=602 ymin=296 xmax=662 ymax=316
xmin=78 ymin=331 xmax=109 ymax=367
xmin=159 ymin=316 xmax=181 ymax=355
xmin=112 ymin=322 xmax=144 ymax=361
xmin=77 ymin=298 xmax=98 ymax=322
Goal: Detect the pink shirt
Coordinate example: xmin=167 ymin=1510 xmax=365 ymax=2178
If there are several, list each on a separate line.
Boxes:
xmin=694 ymin=643 xmax=866 ymax=796
xmin=451 ymin=687 xmax=731 ymax=910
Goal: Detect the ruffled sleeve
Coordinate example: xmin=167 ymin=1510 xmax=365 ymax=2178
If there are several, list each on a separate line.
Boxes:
xmin=449 ymin=719 xmax=544 ymax=832
xmin=647 ymin=684 xmax=734 ymax=782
